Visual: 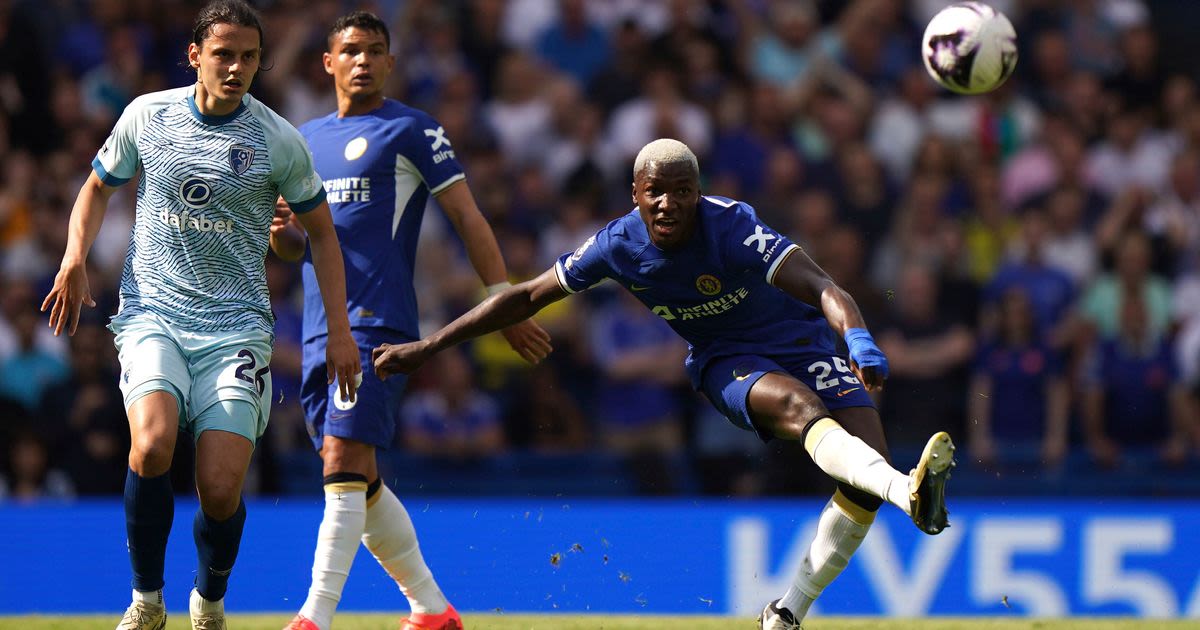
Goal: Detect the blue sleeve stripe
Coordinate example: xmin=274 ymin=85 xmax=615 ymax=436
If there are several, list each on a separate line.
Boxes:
xmin=288 ymin=187 xmax=326 ymax=214
xmin=91 ymin=157 xmax=130 ymax=187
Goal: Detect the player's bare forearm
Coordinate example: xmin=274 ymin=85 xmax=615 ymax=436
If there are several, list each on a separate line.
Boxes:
xmin=427 ymin=269 xmax=565 ymax=354
xmin=374 ymin=269 xmax=566 ymax=378
xmin=438 ymin=181 xmax=508 ymax=286
xmin=772 ymin=245 xmax=886 ymax=388
xmin=63 ymin=171 xmax=117 ymax=266
xmin=41 ymin=171 xmax=116 ymax=335
xmin=817 ymin=283 xmax=870 ymax=338
xmin=436 ymin=183 xmax=553 ymax=362
xmin=297 ymin=204 xmax=351 ymax=335
xmin=298 ymin=202 xmax=361 ymax=400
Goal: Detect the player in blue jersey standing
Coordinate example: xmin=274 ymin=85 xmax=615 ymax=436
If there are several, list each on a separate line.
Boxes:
xmin=40 ymin=2 xmax=361 ymax=629
xmin=374 ymin=138 xmax=956 ymax=630
xmin=268 ymin=12 xmax=549 ymax=630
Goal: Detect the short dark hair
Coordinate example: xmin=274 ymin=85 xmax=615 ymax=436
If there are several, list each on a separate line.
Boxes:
xmin=192 ymin=0 xmax=265 ymax=50
xmin=328 ymin=11 xmax=391 ymax=50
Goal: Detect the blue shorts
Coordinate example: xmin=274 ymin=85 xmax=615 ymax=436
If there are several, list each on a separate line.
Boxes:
xmin=300 ymin=329 xmax=411 ymax=451
xmin=700 ymin=352 xmax=875 ymax=440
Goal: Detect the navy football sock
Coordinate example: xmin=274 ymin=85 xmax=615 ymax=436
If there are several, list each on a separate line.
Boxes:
xmin=193 ymin=499 xmax=246 ymax=601
xmin=125 ymin=468 xmax=174 ymax=592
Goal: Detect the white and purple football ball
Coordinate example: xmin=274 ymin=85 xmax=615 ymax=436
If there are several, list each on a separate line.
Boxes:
xmin=922 ymin=2 xmax=1018 ymax=95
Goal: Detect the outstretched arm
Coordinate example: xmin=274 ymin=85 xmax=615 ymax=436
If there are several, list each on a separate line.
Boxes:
xmin=437 ymin=180 xmax=551 ymax=363
xmin=771 ymin=246 xmax=888 ymax=390
xmin=374 ymin=268 xmax=568 ymax=379
xmin=41 ymin=171 xmax=117 ymax=336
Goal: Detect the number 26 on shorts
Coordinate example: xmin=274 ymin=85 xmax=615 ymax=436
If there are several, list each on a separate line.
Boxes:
xmin=234 ymin=348 xmax=270 ymax=395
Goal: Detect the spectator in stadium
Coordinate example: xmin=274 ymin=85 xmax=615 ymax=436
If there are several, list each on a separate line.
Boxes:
xmin=401 ymin=348 xmax=507 ymax=460
xmin=589 ymin=287 xmax=689 ymax=495
xmin=37 ymin=318 xmax=128 ymax=495
xmin=982 ymin=205 xmax=1076 ymax=346
xmin=1078 ymin=230 xmax=1172 ymax=344
xmin=511 ymin=361 xmax=590 ymax=454
xmin=878 ymin=261 xmax=975 ymax=449
xmin=533 ymin=0 xmax=611 ymax=87
xmin=373 ymin=138 xmax=957 ymax=630
xmin=1085 ymin=104 xmax=1174 ymax=199
xmin=1083 ymin=296 xmax=1191 ymax=468
xmin=1042 ymin=185 xmax=1099 ymax=287
xmin=968 ymin=286 xmax=1069 ymax=468
xmin=0 ymin=430 xmax=75 ymax=502
xmin=0 ymin=302 xmax=69 ymax=412
xmin=1144 ymin=148 xmax=1200 ymax=276
xmin=963 ymin=163 xmax=1019 ymax=284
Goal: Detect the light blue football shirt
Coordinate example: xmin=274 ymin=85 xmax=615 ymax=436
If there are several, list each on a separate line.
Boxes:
xmin=93 ymin=85 xmax=326 ymax=335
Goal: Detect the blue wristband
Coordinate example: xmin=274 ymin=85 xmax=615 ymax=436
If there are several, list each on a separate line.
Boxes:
xmin=844 ymin=327 xmax=889 ymax=377
xmin=844 ymin=327 xmax=876 ymax=350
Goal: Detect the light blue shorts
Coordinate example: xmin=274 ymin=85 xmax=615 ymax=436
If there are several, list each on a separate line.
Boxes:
xmin=110 ymin=312 xmax=273 ymax=443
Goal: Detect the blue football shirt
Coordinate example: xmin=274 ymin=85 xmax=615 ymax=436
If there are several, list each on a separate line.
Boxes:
xmin=298 ymin=100 xmax=465 ymax=342
xmin=555 ymin=196 xmax=836 ymax=387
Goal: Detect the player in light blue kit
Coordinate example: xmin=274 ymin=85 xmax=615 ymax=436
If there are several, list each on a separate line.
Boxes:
xmin=40 ymin=2 xmax=361 ymax=629
xmin=268 ymin=12 xmax=549 ymax=630
xmin=374 ymin=139 xmax=957 ymax=630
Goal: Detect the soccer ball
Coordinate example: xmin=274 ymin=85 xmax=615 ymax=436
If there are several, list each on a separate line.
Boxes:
xmin=921 ymin=2 xmax=1018 ymax=95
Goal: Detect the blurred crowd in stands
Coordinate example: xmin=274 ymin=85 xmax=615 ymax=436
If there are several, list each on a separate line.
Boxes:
xmin=1 ymin=0 xmax=1199 ymax=500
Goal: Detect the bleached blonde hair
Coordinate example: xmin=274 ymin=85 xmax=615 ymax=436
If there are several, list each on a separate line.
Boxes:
xmin=633 ymin=138 xmax=699 ymax=178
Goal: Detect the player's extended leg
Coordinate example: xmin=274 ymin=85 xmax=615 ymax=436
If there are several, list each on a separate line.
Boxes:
xmin=764 ymin=406 xmax=892 ymax=628
xmin=118 ymin=390 xmax=181 ymax=630
xmin=190 ymin=405 xmax=256 ymax=630
xmin=748 ymin=374 xmax=917 ymax=512
xmin=748 ymin=373 xmax=955 ymax=528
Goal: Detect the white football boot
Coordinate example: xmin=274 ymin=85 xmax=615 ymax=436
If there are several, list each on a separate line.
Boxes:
xmin=189 ymin=588 xmax=227 ymax=630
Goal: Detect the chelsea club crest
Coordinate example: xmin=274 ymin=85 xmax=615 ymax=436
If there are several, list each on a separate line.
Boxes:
xmin=229 ymin=144 xmax=254 ymax=176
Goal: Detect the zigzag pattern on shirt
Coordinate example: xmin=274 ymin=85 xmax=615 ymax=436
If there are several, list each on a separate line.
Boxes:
xmin=119 ymin=99 xmax=277 ymax=335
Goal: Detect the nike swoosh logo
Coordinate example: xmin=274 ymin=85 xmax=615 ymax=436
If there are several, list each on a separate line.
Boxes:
xmin=836 ymin=387 xmax=861 ymax=397
xmin=630 ymin=285 xmax=651 ymax=291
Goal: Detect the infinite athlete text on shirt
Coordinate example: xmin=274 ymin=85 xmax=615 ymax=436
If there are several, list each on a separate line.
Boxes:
xmin=324 ymin=176 xmax=371 ymax=203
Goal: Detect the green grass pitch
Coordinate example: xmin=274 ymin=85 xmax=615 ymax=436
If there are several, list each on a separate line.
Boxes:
xmin=0 ymin=615 xmax=1196 ymax=629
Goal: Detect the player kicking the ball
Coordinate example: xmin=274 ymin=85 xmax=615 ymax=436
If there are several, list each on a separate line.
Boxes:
xmin=40 ymin=1 xmax=361 ymax=629
xmin=269 ymin=11 xmax=549 ymax=630
xmin=372 ymin=138 xmax=955 ymax=630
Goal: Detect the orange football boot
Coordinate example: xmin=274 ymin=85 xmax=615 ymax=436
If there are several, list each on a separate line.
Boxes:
xmin=400 ymin=604 xmax=463 ymax=630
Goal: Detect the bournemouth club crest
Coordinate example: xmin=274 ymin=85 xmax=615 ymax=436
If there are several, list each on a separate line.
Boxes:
xmin=229 ymin=144 xmax=254 ymax=176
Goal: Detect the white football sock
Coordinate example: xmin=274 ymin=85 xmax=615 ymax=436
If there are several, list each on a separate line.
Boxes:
xmin=805 ymin=418 xmax=912 ymax=515
xmin=779 ymin=491 xmax=875 ymax=620
xmin=362 ymin=482 xmax=449 ymax=615
xmin=298 ymin=480 xmax=368 ymax=630
xmin=132 ymin=588 xmax=162 ymax=606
